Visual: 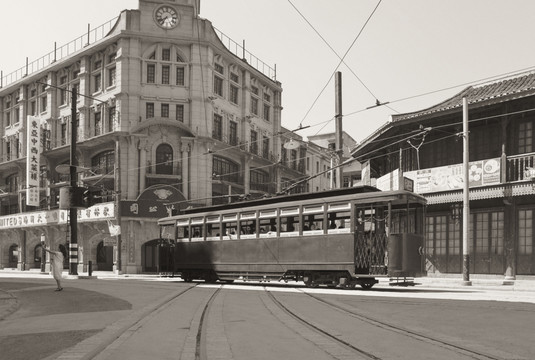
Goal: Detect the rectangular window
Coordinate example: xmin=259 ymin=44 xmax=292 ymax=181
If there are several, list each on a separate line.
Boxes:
xmin=95 ymin=111 xmax=102 ymax=136
xmin=263 ymin=104 xmax=270 ymax=121
xmin=214 ymin=76 xmax=223 ymax=96
xmin=176 ymin=104 xmax=184 ymax=122
xmin=146 ymin=103 xmax=154 ymax=119
xmin=161 ymin=103 xmax=169 ymax=118
xmin=250 ymin=130 xmax=258 ymax=155
xmin=251 ymin=96 xmax=258 ymax=115
xmin=176 ymin=67 xmax=185 ymax=85
xmin=30 ymin=101 xmax=36 ymax=116
xmin=230 ymin=72 xmax=239 ymax=83
xmin=213 ymin=113 xmax=222 ymax=141
xmin=162 ymin=65 xmax=170 ymax=84
xmin=518 ymin=121 xmax=533 ymax=153
xmin=108 ymin=67 xmax=116 ymax=87
xmin=215 ymin=63 xmax=224 ymax=74
xmin=262 ymin=136 xmax=270 ymax=159
xmin=518 ymin=209 xmax=533 ymax=255
xmin=108 ymin=106 xmax=116 ymax=131
xmin=60 ymin=88 xmax=67 ymax=105
xmin=41 ymin=95 xmax=47 ymax=112
xmin=94 ymin=74 xmax=102 ymax=92
xmin=147 ymin=64 xmax=156 ymax=83
xmin=229 ymin=121 xmax=238 ymax=145
xmin=162 ymin=48 xmax=171 ymax=61
xmin=263 ymin=93 xmax=271 ymax=102
xmin=230 ymin=85 xmax=239 ymax=104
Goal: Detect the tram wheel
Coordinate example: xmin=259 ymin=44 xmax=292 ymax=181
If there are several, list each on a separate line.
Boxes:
xmin=360 ymin=283 xmax=374 ymax=290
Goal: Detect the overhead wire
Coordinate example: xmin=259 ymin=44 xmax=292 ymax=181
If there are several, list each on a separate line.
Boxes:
xmin=290 ymin=0 xmax=383 ymax=129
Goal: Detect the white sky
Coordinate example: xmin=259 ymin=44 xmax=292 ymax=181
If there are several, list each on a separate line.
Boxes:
xmin=2 ymin=0 xmax=535 ymax=144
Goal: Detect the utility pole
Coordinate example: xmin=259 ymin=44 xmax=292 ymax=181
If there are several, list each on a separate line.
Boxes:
xmin=335 ymin=71 xmax=343 ymax=188
xmin=114 ymin=138 xmax=122 ymax=274
xmin=462 ymin=97 xmax=471 ymax=286
xmin=69 ymin=87 xmax=78 ymax=275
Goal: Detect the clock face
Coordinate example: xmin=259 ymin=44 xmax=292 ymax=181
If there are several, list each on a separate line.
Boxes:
xmin=155 ymin=6 xmax=179 ymax=29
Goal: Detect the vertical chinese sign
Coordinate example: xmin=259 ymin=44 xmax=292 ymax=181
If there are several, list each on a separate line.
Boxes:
xmin=26 ymin=116 xmax=41 ymax=207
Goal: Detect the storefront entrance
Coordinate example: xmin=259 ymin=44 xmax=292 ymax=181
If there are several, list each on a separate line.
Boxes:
xmin=97 ymin=241 xmax=114 ymax=271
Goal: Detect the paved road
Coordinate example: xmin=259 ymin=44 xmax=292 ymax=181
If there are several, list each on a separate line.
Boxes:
xmin=1 ymin=273 xmax=534 ymax=360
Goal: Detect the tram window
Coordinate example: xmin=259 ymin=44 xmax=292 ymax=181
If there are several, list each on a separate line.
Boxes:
xmin=327 ymin=210 xmax=351 ymax=233
xmin=177 ymin=225 xmax=189 ymax=241
xmin=280 ymin=207 xmax=299 ymax=235
xmin=280 ymin=215 xmax=299 ymax=234
xmin=161 ymin=224 xmax=175 ymax=241
xmin=191 ymin=225 xmax=204 ymax=241
xmin=303 ymin=213 xmax=324 ymax=234
xmin=206 ymin=222 xmax=221 ymax=240
xmin=259 ymin=217 xmax=277 ymax=236
xmin=240 ymin=220 xmax=256 ymax=238
xmin=222 ymin=221 xmax=238 ymax=240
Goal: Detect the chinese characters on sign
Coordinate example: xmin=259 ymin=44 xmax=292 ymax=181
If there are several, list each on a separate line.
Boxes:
xmin=26 ymin=116 xmax=41 ymax=206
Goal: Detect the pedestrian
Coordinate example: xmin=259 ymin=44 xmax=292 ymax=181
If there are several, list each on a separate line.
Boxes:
xmin=42 ymin=244 xmax=64 ymax=291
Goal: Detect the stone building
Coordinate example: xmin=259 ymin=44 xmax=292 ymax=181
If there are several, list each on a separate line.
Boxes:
xmin=0 ymin=0 xmax=324 ymax=274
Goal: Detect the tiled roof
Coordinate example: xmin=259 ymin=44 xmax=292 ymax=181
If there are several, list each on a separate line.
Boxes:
xmin=392 ymin=72 xmax=535 ymax=122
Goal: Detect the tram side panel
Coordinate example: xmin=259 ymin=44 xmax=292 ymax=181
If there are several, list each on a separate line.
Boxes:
xmin=387 ymin=233 xmax=425 ymax=278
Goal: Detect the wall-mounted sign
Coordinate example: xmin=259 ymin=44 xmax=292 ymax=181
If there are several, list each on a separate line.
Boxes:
xmin=26 ymin=116 xmax=41 ymax=206
xmin=404 ymin=158 xmax=501 ymax=194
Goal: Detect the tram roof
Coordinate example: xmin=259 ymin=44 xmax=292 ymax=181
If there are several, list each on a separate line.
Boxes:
xmin=158 ymin=186 xmax=426 ymax=224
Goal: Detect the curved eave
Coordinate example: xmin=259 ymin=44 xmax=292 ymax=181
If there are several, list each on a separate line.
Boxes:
xmin=130 ymin=118 xmax=195 ymax=137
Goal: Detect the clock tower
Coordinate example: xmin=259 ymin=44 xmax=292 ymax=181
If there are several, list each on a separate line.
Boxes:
xmin=138 ymin=0 xmax=200 ymax=33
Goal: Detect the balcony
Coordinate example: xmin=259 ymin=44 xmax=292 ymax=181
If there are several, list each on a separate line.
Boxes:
xmin=507 ymin=152 xmax=535 ymax=182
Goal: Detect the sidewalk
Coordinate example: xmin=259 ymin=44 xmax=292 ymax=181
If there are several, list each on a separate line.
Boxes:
xmin=1 ymin=268 xmax=535 ymax=291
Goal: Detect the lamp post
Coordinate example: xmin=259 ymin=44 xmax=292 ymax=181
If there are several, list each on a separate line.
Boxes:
xmin=69 ymin=87 xmax=78 ymax=275
xmin=462 ymin=97 xmax=471 ymax=286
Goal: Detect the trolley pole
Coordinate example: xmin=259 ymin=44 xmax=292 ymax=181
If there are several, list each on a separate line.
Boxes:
xmin=69 ymin=87 xmax=78 ymax=275
xmin=335 ymin=71 xmax=343 ymax=188
xmin=462 ymin=98 xmax=471 ymax=286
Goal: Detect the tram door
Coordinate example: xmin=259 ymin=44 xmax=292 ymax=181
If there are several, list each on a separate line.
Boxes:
xmin=354 ymin=206 xmax=388 ymax=275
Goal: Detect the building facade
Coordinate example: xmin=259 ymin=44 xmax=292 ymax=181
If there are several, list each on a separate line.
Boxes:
xmin=353 ymin=73 xmax=535 ymax=279
xmin=0 ymin=0 xmax=321 ymax=274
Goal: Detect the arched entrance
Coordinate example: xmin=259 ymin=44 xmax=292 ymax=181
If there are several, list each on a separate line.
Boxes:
xmin=8 ymin=244 xmax=18 ymax=268
xmin=34 ymin=244 xmax=43 ymax=269
xmin=97 ymin=241 xmax=114 ymax=271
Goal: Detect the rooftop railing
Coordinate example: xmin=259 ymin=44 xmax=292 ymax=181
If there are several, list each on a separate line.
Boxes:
xmin=213 ymin=27 xmax=277 ymax=81
xmin=1 ymin=17 xmax=119 ymax=89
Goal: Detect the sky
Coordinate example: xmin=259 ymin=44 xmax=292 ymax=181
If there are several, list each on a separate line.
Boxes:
xmin=2 ymin=0 xmax=535 ymax=144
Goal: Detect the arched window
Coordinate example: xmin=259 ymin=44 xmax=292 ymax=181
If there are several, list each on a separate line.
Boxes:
xmin=8 ymin=244 xmax=18 ymax=267
xmin=156 ymin=144 xmax=173 ymax=175
xmin=92 ymin=150 xmax=115 ymax=175
xmin=213 ymin=156 xmax=240 ymax=183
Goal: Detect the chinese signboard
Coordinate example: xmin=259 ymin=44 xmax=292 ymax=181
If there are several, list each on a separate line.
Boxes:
xmin=404 ymin=158 xmax=501 ymax=194
xmin=26 ymin=116 xmax=41 ymax=206
xmin=0 ymin=202 xmax=116 ymax=230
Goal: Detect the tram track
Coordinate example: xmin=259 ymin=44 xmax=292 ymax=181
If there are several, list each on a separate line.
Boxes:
xmin=298 ymin=289 xmax=521 ymax=360
xmin=263 ymin=287 xmax=380 ymax=360
xmin=195 ymin=286 xmax=223 ymax=360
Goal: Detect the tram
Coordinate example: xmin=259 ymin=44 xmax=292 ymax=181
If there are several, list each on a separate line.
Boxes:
xmin=157 ymin=186 xmax=427 ymax=289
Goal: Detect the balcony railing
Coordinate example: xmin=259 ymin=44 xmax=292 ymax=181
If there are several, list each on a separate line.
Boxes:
xmin=213 ymin=27 xmax=276 ymax=81
xmin=507 ymin=152 xmax=535 ymax=182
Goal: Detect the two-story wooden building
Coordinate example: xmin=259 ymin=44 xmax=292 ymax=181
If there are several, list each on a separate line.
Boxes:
xmin=352 ymin=72 xmax=535 ymax=280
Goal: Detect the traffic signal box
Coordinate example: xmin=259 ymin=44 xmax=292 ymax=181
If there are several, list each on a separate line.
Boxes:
xmin=59 ymin=186 xmax=91 ymax=209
